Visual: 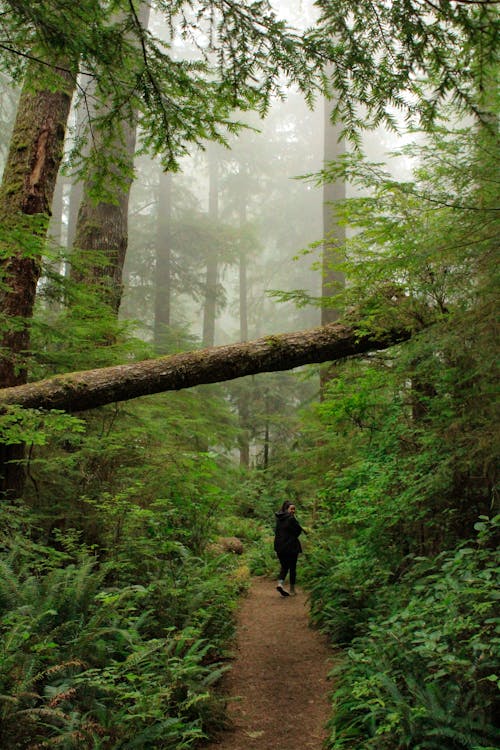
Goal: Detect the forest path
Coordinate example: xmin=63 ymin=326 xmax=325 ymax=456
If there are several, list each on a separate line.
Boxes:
xmin=205 ymin=577 xmax=333 ymax=750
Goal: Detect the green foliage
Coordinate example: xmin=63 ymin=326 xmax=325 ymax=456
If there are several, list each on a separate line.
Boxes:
xmin=0 ymin=525 xmax=239 ymax=749
xmin=0 ymin=0 xmax=322 ymax=179
xmin=304 ymin=535 xmax=390 ymax=645
xmin=0 ymin=406 xmax=85 ymax=447
xmin=309 ymin=0 xmax=498 ymax=135
xmin=327 ymin=519 xmax=500 ymax=749
xmin=18 ymin=380 xmax=239 ymax=548
xmin=0 ymin=309 xmax=247 ymax=748
xmin=282 ymin=112 xmax=499 ymax=748
xmin=245 ymin=535 xmax=276 ymax=577
xmin=2 ymin=0 xmax=496 ymax=178
xmin=298 ymin=121 xmax=499 ymax=554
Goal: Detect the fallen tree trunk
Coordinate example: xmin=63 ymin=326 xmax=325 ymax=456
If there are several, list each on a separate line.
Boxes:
xmin=0 ymin=320 xmax=412 ymax=414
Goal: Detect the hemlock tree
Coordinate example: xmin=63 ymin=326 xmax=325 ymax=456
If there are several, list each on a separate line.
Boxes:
xmin=0 ymin=59 xmax=75 ymax=388
xmin=320 ymin=90 xmax=346 ymax=393
xmin=71 ymin=1 xmax=152 ymax=315
xmin=0 ymin=58 xmax=75 ymax=494
xmin=322 ymin=97 xmax=345 ymax=327
xmin=202 ymin=144 xmax=221 ymax=347
xmin=154 ymin=168 xmax=174 ymax=350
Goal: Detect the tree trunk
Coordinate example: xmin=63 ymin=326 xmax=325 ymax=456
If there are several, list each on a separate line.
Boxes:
xmin=154 ymin=169 xmax=173 ymax=352
xmin=202 ymin=146 xmax=219 ymax=347
xmin=263 ymin=391 xmax=270 ymax=469
xmin=239 ymin=248 xmax=248 ymax=341
xmin=73 ymin=183 xmax=133 ymax=313
xmin=48 ymin=175 xmax=64 ymax=246
xmin=321 ymin=103 xmax=346 ymax=326
xmin=70 ymin=114 xmax=138 ymax=314
xmin=238 ymin=390 xmax=251 ymax=468
xmin=0 ymin=59 xmax=75 ymax=387
xmin=66 ymin=98 xmax=87 ymax=251
xmin=71 ymin=2 xmax=150 ymax=315
xmin=0 ymin=58 xmax=75 ymax=496
xmin=321 ymin=93 xmax=346 ymax=393
xmin=67 ymin=177 xmax=83 ymax=250
xmin=238 ymin=201 xmax=250 ymax=467
xmin=0 ymin=319 xmax=412 ymax=414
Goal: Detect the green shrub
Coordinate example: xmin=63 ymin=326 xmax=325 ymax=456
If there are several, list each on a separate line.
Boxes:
xmin=245 ymin=535 xmax=276 ymax=577
xmin=327 ymin=518 xmax=500 ymax=749
xmin=303 ymin=532 xmax=390 ymax=644
xmin=0 ymin=536 xmax=239 ymax=749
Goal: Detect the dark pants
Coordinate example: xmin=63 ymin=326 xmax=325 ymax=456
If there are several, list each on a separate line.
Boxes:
xmin=277 ymin=552 xmax=298 ymax=586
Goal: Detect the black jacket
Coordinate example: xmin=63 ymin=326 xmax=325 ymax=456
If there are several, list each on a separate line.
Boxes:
xmin=274 ymin=511 xmax=303 ymax=556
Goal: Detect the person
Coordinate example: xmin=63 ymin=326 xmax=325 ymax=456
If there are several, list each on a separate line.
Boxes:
xmin=273 ymin=500 xmax=304 ymax=597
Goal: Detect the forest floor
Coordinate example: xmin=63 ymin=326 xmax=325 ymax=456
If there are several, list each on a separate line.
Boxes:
xmin=205 ymin=577 xmax=333 ymax=750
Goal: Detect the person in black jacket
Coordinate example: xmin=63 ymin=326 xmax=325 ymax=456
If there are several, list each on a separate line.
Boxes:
xmin=274 ymin=500 xmax=304 ymax=597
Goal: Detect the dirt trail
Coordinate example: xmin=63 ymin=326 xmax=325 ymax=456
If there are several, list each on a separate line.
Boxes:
xmin=206 ymin=577 xmax=332 ymax=750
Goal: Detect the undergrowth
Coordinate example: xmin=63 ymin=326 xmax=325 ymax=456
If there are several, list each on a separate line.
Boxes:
xmin=304 ymin=517 xmax=499 ymax=750
xmin=0 ymin=497 xmax=242 ymax=749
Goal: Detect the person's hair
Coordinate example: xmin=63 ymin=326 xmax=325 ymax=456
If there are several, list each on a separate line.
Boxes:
xmin=279 ymin=500 xmax=291 ymax=512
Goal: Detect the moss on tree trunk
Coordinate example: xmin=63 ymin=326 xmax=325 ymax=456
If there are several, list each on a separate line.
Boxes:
xmin=0 ymin=58 xmax=75 ymax=388
xmin=0 ymin=319 xmax=412 ymax=414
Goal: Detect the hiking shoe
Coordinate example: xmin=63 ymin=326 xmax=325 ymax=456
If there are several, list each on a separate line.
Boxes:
xmin=276 ymin=585 xmax=290 ymax=597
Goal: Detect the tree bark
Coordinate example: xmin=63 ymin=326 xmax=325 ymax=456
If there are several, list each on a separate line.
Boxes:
xmin=67 ymin=176 xmax=84 ymax=250
xmin=202 ymin=146 xmax=219 ymax=347
xmin=70 ymin=108 xmax=138 ymax=314
xmin=263 ymin=404 xmax=270 ymax=469
xmin=0 ymin=320 xmax=412 ymax=414
xmin=0 ymin=59 xmax=75 ymax=387
xmin=0 ymin=58 xmax=75 ymax=495
xmin=239 ymin=202 xmax=249 ymax=343
xmin=238 ymin=200 xmax=250 ymax=466
xmin=322 ymin=99 xmax=346 ymax=326
xmin=48 ymin=175 xmax=64 ymax=246
xmin=321 ymin=92 xmax=346 ymax=394
xmin=66 ymin=98 xmax=87 ymax=251
xmin=70 ymin=2 xmax=150 ymax=315
xmin=154 ymin=169 xmax=173 ymax=351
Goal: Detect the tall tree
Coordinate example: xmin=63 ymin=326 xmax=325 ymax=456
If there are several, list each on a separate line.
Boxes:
xmin=0 ymin=59 xmax=75 ymax=387
xmin=0 ymin=59 xmax=74 ymax=495
xmin=237 ymin=190 xmax=249 ymax=343
xmin=237 ymin=197 xmax=250 ymax=466
xmin=321 ymin=98 xmax=346 ymax=327
xmin=320 ymin=92 xmax=346 ymax=392
xmin=47 ymin=174 xmax=64 ymax=247
xmin=154 ymin=169 xmax=173 ymax=351
xmin=71 ymin=2 xmax=151 ymax=314
xmin=202 ymin=145 xmax=220 ymax=347
xmin=70 ymin=110 xmax=139 ymax=313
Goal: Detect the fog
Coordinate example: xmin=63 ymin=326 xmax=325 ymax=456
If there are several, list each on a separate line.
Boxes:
xmin=117 ymin=0 xmax=419 ymax=349
xmin=0 ymin=0 xmax=419 ymax=356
